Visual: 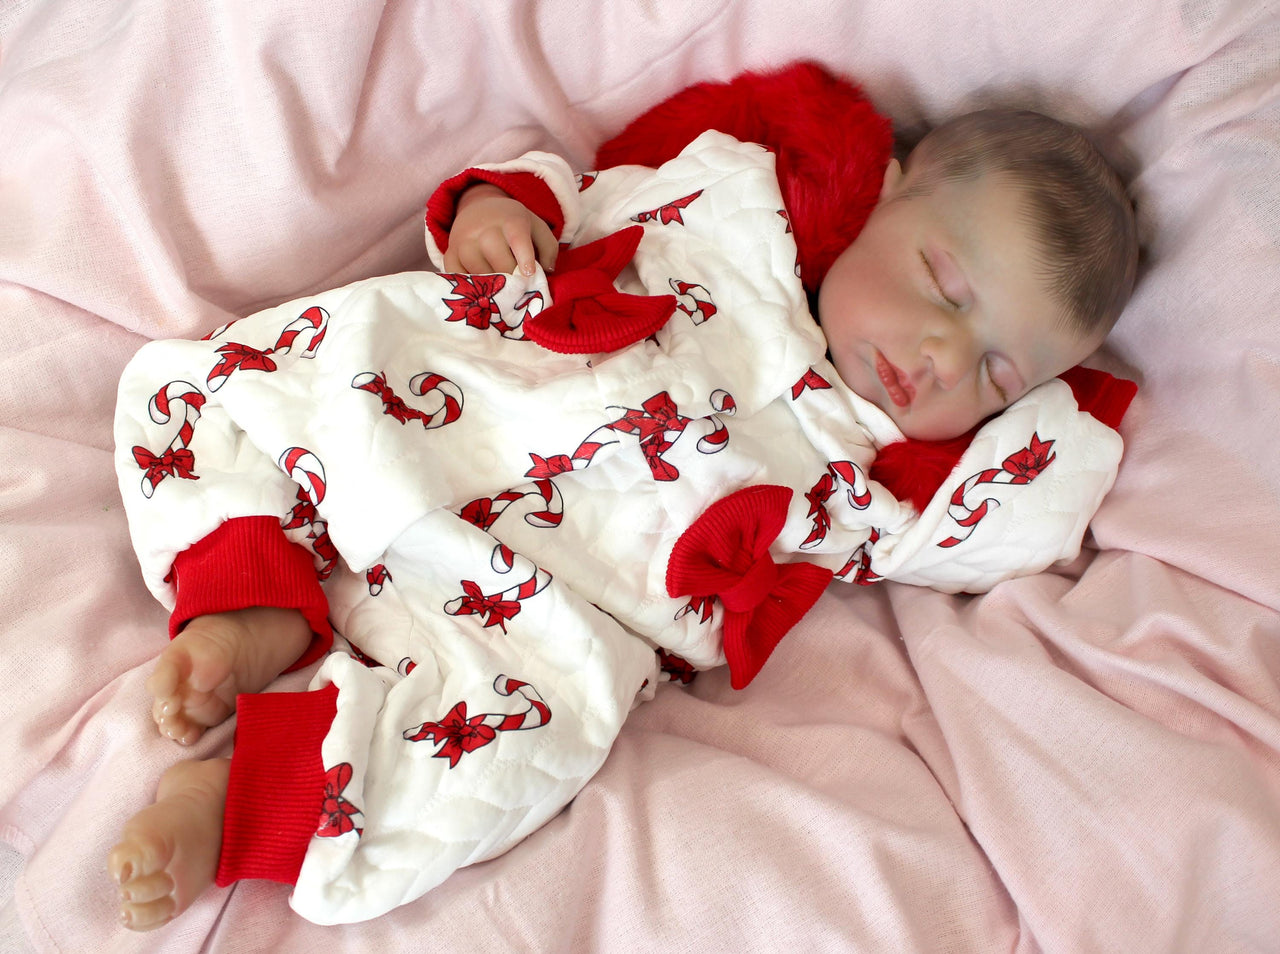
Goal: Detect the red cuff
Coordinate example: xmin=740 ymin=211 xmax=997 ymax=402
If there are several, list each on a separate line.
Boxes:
xmin=426 ymin=168 xmax=565 ymax=257
xmin=169 ymin=516 xmax=333 ymax=671
xmin=1059 ymin=365 xmax=1138 ymax=430
xmin=216 ymin=683 xmax=339 ymax=887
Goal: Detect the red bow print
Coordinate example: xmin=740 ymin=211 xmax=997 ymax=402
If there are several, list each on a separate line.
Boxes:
xmin=131 ymin=446 xmax=198 ymax=483
xmin=451 ymin=580 xmax=522 ymax=632
xmin=526 ymin=226 xmax=676 ymax=353
xmin=666 ymin=485 xmax=834 ymax=689
xmin=316 ymin=763 xmax=363 ymax=838
xmin=1002 ymin=432 xmax=1056 ymax=481
xmin=211 ymin=342 xmax=277 ymax=377
xmin=404 ymin=701 xmax=498 ymax=768
xmin=443 ymin=273 xmax=508 ymax=330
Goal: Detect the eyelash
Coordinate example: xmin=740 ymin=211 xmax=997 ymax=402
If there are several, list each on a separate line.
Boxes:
xmin=984 ymin=358 xmax=1010 ymax=404
xmin=921 ymin=251 xmax=961 ymax=309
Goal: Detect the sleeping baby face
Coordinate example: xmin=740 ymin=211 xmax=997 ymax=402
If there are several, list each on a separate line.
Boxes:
xmin=817 ymin=160 xmax=1105 ymax=441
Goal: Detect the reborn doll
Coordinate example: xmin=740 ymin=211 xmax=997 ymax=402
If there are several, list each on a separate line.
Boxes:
xmin=109 ymin=63 xmax=1137 ymax=928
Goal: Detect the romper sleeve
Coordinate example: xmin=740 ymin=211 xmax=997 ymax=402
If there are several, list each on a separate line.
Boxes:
xmin=866 ymin=376 xmax=1134 ymax=593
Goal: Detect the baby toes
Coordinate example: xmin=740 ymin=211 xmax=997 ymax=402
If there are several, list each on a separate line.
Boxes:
xmin=109 ymin=758 xmax=229 ymax=932
xmin=158 ymin=715 xmax=206 ymax=747
xmin=120 ymin=869 xmax=176 ymax=904
xmin=120 ymin=894 xmax=178 ymax=931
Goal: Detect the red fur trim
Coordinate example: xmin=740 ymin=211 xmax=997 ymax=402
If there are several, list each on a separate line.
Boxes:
xmin=870 ymin=431 xmax=975 ymax=515
xmin=595 ymin=62 xmax=891 ymax=293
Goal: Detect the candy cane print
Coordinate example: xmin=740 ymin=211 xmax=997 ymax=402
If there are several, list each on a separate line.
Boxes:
xmin=271 ymin=305 xmax=329 ymax=357
xmin=206 ymin=306 xmax=328 ymax=391
xmin=460 ymin=479 xmax=564 ymax=531
xmin=443 ymin=545 xmax=552 ymax=632
xmin=938 ymin=434 xmax=1057 ymax=548
xmin=693 ymin=391 xmax=734 ymax=455
xmin=408 ymin=371 xmax=463 ymax=428
xmin=524 ymin=422 xmax=621 ymax=478
xmin=521 ymin=479 xmax=564 ymax=528
xmin=710 ymin=389 xmax=736 ymax=416
xmin=488 ymin=542 xmax=554 ymax=594
xmin=673 ymin=594 xmax=715 ymax=625
xmin=132 ymin=380 xmax=207 ymax=498
xmin=366 ymin=563 xmax=391 ymax=596
xmin=835 ymin=528 xmax=883 ymax=585
xmin=799 ymin=461 xmax=871 ymax=549
xmin=695 ymin=416 xmax=728 ymax=454
xmin=506 ymin=290 xmax=543 ymax=339
xmin=668 ymin=278 xmax=717 ymax=325
xmin=828 ymin=460 xmax=872 ymax=510
xmin=487 ymin=676 xmax=551 ymax=732
xmin=200 ymin=317 xmax=240 ymax=341
xmin=278 ymin=446 xmax=327 ymax=506
xmin=401 ymin=676 xmax=552 ymax=768
xmin=351 ymin=370 xmax=464 ymax=429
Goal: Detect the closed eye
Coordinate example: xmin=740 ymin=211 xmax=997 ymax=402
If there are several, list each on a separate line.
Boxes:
xmin=984 ymin=355 xmax=1014 ymax=404
xmin=920 ymin=251 xmax=961 ymax=309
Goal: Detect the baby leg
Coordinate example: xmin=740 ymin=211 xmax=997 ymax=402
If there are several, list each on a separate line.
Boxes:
xmin=147 ymin=606 xmax=313 ymax=745
xmin=108 ymin=758 xmax=230 ymax=931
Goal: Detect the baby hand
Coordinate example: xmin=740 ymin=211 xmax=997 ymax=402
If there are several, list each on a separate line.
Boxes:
xmin=443 ymin=183 xmax=558 ymax=276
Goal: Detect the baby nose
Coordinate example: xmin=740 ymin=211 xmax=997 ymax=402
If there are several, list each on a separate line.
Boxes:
xmin=920 ymin=327 xmax=979 ymax=389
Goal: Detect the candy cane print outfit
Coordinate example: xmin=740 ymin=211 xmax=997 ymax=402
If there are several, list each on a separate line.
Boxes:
xmin=114 ymin=132 xmax=1126 ymax=924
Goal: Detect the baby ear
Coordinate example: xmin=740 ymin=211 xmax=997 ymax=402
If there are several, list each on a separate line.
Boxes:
xmin=879 ymin=159 xmax=905 ymax=201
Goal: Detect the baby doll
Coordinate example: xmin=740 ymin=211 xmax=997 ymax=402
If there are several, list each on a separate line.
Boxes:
xmin=108 ymin=64 xmax=1137 ymax=928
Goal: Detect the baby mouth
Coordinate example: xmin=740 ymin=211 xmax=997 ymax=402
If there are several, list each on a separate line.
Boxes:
xmin=875 ymin=351 xmax=915 ymax=408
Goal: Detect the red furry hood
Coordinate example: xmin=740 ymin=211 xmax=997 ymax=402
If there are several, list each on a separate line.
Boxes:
xmin=595 ymin=62 xmax=892 ymax=295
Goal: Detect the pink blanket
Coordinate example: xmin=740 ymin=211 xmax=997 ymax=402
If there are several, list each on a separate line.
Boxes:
xmin=2 ymin=1 xmax=1278 ymax=951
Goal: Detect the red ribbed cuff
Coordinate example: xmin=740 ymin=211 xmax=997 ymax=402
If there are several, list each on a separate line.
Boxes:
xmin=169 ymin=516 xmax=333 ymax=671
xmin=426 ymin=168 xmax=565 ymax=256
xmin=1059 ymin=365 xmax=1138 ymax=431
xmin=216 ymin=682 xmax=340 ymax=887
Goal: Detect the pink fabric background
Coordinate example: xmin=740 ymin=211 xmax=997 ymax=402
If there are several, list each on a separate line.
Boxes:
xmin=1 ymin=1 xmax=1277 ymax=951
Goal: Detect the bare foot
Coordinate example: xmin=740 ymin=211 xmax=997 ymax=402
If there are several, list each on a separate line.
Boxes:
xmin=147 ymin=606 xmax=312 ymax=745
xmin=108 ymin=758 xmax=230 ymax=931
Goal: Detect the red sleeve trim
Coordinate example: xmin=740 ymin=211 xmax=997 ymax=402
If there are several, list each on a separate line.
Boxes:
xmin=169 ymin=516 xmax=333 ymax=671
xmin=425 ymin=169 xmax=565 ymax=257
xmin=216 ymin=683 xmax=339 ymax=887
xmin=1058 ymin=365 xmax=1138 ymax=431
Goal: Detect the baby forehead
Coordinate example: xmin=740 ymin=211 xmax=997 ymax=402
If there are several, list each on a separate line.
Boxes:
xmin=911 ymin=175 xmax=1049 ymax=272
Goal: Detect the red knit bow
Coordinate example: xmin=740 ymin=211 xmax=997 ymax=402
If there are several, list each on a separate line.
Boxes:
xmin=666 ymin=485 xmax=834 ymax=689
xmin=525 ymin=225 xmax=676 ymax=354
